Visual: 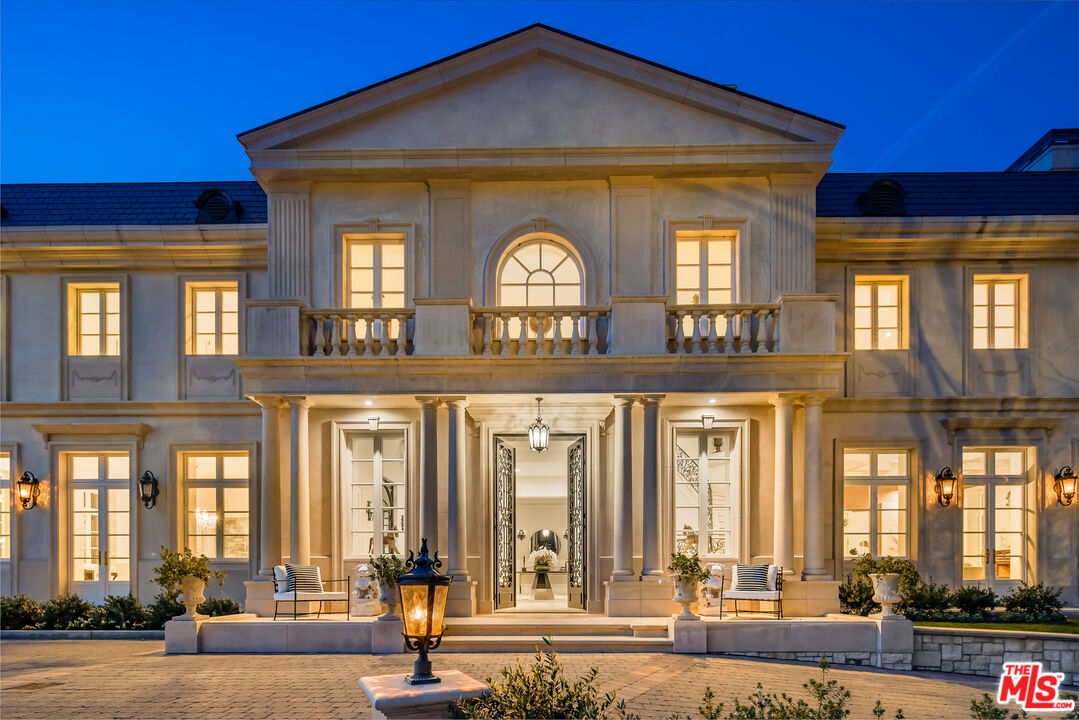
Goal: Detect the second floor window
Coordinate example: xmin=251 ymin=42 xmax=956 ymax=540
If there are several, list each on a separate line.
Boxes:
xmin=675 ymin=233 xmax=733 ymax=305
xmin=497 ymin=238 xmax=582 ymax=307
xmin=70 ymin=284 xmax=120 ymax=356
xmin=185 ymin=282 xmax=239 ymax=355
xmin=853 ymin=275 xmax=907 ymax=350
xmin=972 ymin=274 xmax=1027 ymax=349
xmin=346 ymin=237 xmax=405 ymax=309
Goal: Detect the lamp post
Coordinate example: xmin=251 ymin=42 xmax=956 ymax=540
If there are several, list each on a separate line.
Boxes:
xmin=935 ymin=467 xmax=957 ymax=507
xmin=17 ymin=471 xmax=40 ymax=509
xmin=397 ymin=538 xmax=452 ymax=685
xmin=139 ymin=471 xmax=159 ymax=509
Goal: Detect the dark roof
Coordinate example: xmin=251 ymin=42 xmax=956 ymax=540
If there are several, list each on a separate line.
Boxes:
xmin=1006 ymin=128 xmax=1079 ymax=172
xmin=238 ymin=23 xmax=844 ymax=139
xmin=816 ymin=172 xmax=1079 ymax=217
xmin=0 ymin=181 xmax=266 ymax=226
xmin=3 ymin=173 xmax=1078 ymax=227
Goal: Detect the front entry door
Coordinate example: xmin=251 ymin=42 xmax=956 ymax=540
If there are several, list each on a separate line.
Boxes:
xmin=494 ymin=439 xmax=516 ymax=610
xmin=961 ymin=448 xmax=1027 ymax=593
xmin=69 ymin=454 xmax=132 ymax=604
xmin=566 ymin=437 xmax=586 ymax=610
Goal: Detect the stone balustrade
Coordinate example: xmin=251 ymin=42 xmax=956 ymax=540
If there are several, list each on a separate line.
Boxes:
xmin=666 ymin=304 xmax=780 ymax=354
xmin=470 ymin=306 xmax=611 ymax=356
xmin=300 ymin=309 xmax=414 ymax=357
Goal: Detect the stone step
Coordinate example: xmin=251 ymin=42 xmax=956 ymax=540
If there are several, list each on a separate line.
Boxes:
xmin=444 ymin=621 xmax=642 ymax=637
xmin=439 ymin=634 xmax=674 ymax=653
xmin=630 ymin=624 xmax=670 ymax=638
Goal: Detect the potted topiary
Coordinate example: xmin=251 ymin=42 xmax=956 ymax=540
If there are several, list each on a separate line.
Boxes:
xmin=667 ymin=551 xmax=709 ymax=620
xmin=371 ymin=554 xmax=407 ymax=622
xmin=150 ymin=546 xmax=224 ymax=622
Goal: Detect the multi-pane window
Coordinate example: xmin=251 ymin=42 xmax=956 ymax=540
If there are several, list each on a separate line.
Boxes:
xmin=186 ymin=283 xmax=239 ymax=355
xmin=497 ymin=239 xmax=582 ymax=307
xmin=674 ymin=431 xmax=738 ymax=558
xmin=0 ymin=452 xmax=10 ymax=560
xmin=842 ymin=449 xmax=910 ymax=559
xmin=69 ymin=453 xmax=131 ymax=591
xmin=346 ymin=432 xmax=406 ymax=558
xmin=972 ymin=275 xmax=1027 ymax=349
xmin=675 ymin=234 xmax=733 ymax=305
xmin=183 ymin=453 xmax=250 ymax=560
xmin=853 ymin=276 xmax=907 ymax=350
xmin=961 ymin=448 xmax=1027 ymax=585
xmin=345 ymin=237 xmax=406 ymax=309
xmin=70 ymin=284 xmax=120 ymax=356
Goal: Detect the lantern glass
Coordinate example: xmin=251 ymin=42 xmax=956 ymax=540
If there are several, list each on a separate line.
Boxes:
xmin=1055 ymin=468 xmax=1077 ymax=506
xmin=529 ymin=420 xmax=549 ymax=452
xmin=17 ymin=483 xmax=32 ymax=502
xmin=401 ymin=583 xmax=448 ymax=638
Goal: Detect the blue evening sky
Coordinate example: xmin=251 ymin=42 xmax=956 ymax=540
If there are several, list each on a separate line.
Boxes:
xmin=2 ymin=1 xmax=1076 ymax=182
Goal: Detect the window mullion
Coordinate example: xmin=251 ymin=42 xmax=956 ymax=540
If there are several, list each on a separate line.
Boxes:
xmin=98 ymin=291 xmax=108 ymax=347
xmin=215 ymin=289 xmax=224 ymax=354
xmin=699 ymin=445 xmax=707 ymax=554
xmin=373 ymin=435 xmax=383 ymax=556
xmin=987 ymin=283 xmax=997 ymax=348
xmin=871 ymin=284 xmax=880 ymax=350
xmin=372 ymin=244 xmax=383 ymax=310
xmin=869 ymin=484 xmax=879 ymax=557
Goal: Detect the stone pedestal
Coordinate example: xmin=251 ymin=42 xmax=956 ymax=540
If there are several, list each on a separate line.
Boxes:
xmin=243 ymin=579 xmax=277 ymax=617
xmin=445 ymin=578 xmax=476 ymax=617
xmin=669 ymin=618 xmax=706 ymax=654
xmin=779 ymin=579 xmax=841 ymax=617
xmin=359 ymin=670 xmax=488 ymax=719
xmin=164 ymin=618 xmax=203 ymax=654
xmin=604 ymin=578 xmax=675 ymax=616
xmin=532 ymin=571 xmax=554 ymax=600
xmin=371 ymin=618 xmax=405 ymax=654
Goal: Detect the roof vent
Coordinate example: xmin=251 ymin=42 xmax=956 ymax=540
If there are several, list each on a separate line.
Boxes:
xmin=857 ymin=179 xmax=907 ymax=217
xmin=194 ymin=188 xmax=243 ymax=223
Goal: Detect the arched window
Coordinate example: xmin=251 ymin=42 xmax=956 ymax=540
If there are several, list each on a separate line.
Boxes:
xmin=497 ymin=237 xmax=582 ymax=307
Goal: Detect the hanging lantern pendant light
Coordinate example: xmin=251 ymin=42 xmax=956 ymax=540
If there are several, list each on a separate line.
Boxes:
xmin=528 ymin=397 xmax=550 ymax=453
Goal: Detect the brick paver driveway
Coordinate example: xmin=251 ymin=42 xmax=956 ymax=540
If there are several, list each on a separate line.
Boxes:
xmin=1 ymin=639 xmax=1003 ymax=719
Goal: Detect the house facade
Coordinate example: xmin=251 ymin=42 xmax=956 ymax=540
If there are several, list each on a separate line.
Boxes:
xmin=1 ymin=26 xmax=1077 ymax=618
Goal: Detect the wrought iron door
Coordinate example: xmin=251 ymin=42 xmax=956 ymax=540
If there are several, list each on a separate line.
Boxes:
xmin=567 ymin=437 xmax=586 ymax=610
xmin=494 ymin=439 xmax=516 ymax=610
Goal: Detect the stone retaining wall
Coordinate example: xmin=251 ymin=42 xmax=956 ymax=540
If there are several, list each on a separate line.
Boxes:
xmin=720 ymin=650 xmax=912 ymax=671
xmin=913 ymin=627 xmax=1077 ymax=685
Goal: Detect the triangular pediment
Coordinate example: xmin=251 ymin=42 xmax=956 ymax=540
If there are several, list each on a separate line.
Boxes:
xmin=239 ymin=25 xmax=843 ymax=154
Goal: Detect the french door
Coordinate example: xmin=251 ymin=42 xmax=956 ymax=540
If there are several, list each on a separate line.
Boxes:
xmin=69 ymin=454 xmax=131 ymax=603
xmin=493 ymin=439 xmax=516 ymax=610
xmin=566 ymin=437 xmax=586 ymax=611
xmin=961 ymin=448 xmax=1027 ymax=592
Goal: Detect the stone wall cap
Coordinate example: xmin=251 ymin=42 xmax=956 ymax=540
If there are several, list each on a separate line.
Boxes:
xmin=913 ymin=625 xmax=1079 ymax=642
xmin=359 ymin=670 xmax=489 ymax=711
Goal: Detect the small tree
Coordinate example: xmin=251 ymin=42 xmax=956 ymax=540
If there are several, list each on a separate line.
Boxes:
xmin=150 ymin=546 xmax=224 ymax=602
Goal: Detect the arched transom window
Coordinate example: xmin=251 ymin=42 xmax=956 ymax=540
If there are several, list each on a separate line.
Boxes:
xmin=497 ymin=238 xmax=582 ymax=307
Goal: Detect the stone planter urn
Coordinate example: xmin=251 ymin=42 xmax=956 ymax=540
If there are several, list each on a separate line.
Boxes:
xmin=672 ymin=577 xmax=700 ymax=620
xmin=869 ymin=573 xmax=901 ymax=617
xmin=378 ymin=582 xmax=400 ymax=622
xmin=177 ymin=574 xmax=207 ymax=621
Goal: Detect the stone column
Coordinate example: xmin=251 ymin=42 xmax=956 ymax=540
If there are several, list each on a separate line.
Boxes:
xmin=288 ymin=399 xmax=311 ymax=565
xmin=256 ymin=397 xmax=284 ymax=577
xmin=417 ymin=396 xmax=441 ymax=544
xmin=611 ymin=396 xmax=636 ymax=581
xmin=640 ymin=394 xmax=665 ymax=578
xmin=445 ymin=397 xmax=469 ymax=577
xmin=802 ymin=395 xmax=828 ymax=578
xmin=772 ymin=395 xmax=795 ymax=574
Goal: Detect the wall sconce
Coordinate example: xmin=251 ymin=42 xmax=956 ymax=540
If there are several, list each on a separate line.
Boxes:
xmin=17 ymin=471 xmax=40 ymax=509
xmin=1053 ymin=466 xmax=1077 ymax=507
xmin=934 ymin=467 xmax=958 ymax=507
xmin=367 ymin=416 xmax=380 ymax=431
xmin=701 ymin=415 xmax=715 ymax=429
xmin=139 ymin=471 xmax=159 ymax=509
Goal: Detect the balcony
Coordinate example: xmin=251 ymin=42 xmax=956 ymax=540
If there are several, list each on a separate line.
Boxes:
xmin=242 ymin=295 xmax=840 ymax=395
xmin=283 ymin=297 xmax=826 ymax=359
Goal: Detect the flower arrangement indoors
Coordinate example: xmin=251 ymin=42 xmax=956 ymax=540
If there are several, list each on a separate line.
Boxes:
xmin=528 ymin=547 xmax=557 ymax=571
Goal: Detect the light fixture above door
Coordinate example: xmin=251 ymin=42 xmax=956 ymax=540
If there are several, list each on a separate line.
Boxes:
xmin=528 ymin=397 xmax=550 ymax=453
